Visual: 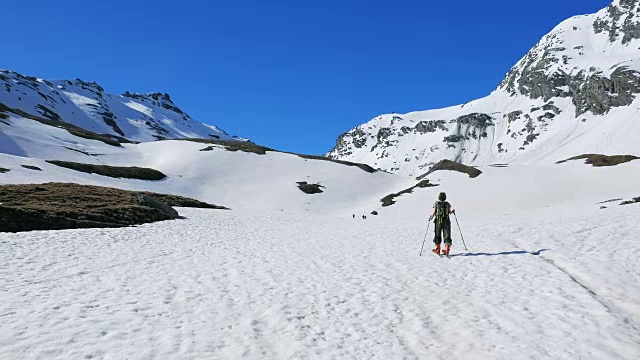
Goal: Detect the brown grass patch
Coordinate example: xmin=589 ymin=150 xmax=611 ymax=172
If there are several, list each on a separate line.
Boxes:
xmin=381 ymin=180 xmax=437 ymax=207
xmin=294 ymin=154 xmax=377 ymax=173
xmin=417 ymin=159 xmax=482 ymax=180
xmin=21 ymin=165 xmax=42 ymax=171
xmin=556 ymin=154 xmax=640 ymax=167
xmin=136 ymin=192 xmax=228 ymax=209
xmin=0 ymin=183 xmax=227 ymax=232
xmin=46 ymin=160 xmax=166 ymax=180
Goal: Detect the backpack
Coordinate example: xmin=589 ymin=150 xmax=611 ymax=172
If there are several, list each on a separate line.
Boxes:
xmin=434 ymin=201 xmax=450 ymax=226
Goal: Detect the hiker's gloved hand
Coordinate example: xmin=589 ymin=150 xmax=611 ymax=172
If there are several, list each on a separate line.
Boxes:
xmin=428 ymin=215 xmax=433 ymax=221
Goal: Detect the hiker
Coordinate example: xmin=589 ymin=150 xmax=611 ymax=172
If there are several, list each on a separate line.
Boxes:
xmin=428 ymin=192 xmax=455 ymax=256
xmin=353 ymin=214 xmax=355 ymax=219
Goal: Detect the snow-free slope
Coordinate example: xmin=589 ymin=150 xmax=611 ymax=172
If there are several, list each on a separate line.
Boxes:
xmin=327 ymin=0 xmax=640 ymax=176
xmin=0 ymin=69 xmax=239 ymax=142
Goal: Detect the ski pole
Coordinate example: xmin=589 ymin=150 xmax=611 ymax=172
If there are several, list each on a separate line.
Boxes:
xmin=453 ymin=213 xmax=468 ymax=251
xmin=419 ymin=220 xmax=431 ymax=256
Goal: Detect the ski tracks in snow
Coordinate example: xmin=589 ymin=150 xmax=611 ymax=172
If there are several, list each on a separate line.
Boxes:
xmin=2 ymin=208 xmax=640 ymax=359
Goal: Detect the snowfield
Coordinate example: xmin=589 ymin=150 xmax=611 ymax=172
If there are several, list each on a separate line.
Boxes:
xmin=2 ymin=203 xmax=639 ymax=359
xmin=2 ymin=110 xmax=640 ymax=359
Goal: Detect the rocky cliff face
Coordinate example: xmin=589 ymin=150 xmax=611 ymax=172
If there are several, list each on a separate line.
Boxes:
xmin=327 ymin=0 xmax=640 ymax=176
xmin=0 ymin=70 xmax=239 ymax=142
xmin=500 ymin=0 xmax=640 ymax=116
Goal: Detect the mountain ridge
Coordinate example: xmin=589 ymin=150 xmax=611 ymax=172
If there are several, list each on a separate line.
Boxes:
xmin=0 ymin=69 xmax=240 ymax=143
xmin=326 ymin=0 xmax=640 ymax=176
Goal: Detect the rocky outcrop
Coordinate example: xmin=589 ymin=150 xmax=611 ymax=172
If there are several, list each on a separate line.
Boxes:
xmin=415 ymin=120 xmax=447 ymax=134
xmin=500 ymin=0 xmax=640 ymax=117
xmin=330 ymin=127 xmax=368 ymax=158
xmin=448 ymin=113 xmax=493 ymax=142
xmin=296 ymin=182 xmax=325 ymax=194
xmin=326 ymin=0 xmax=640 ymax=176
xmin=502 ymin=65 xmax=640 ymax=117
xmin=505 ymin=110 xmax=523 ymax=124
xmin=123 ymin=91 xmax=186 ymax=116
xmin=572 ymin=67 xmax=640 ymax=116
xmin=593 ymin=0 xmax=640 ymax=44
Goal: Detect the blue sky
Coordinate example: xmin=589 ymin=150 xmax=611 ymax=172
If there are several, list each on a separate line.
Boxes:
xmin=1 ymin=0 xmax=609 ymax=154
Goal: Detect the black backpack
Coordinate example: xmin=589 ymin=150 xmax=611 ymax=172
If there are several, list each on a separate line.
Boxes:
xmin=434 ymin=201 xmax=450 ymax=226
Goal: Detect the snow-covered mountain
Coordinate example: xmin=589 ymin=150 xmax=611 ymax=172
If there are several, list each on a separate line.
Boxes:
xmin=327 ymin=0 xmax=640 ymax=176
xmin=0 ymin=109 xmax=413 ymax=214
xmin=3 ymin=124 xmax=640 ymax=358
xmin=0 ymin=69 xmax=240 ymax=142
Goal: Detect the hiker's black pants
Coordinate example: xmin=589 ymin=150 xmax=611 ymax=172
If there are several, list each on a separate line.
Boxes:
xmin=433 ymin=221 xmax=452 ymax=245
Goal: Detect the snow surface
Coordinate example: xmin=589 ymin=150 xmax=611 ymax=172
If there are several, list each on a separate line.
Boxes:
xmin=2 ymin=202 xmax=640 ymax=359
xmin=2 ymin=123 xmax=640 ymax=358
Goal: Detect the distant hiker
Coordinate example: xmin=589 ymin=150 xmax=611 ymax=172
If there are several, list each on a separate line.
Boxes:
xmin=353 ymin=214 xmax=355 ymax=219
xmin=429 ymin=192 xmax=455 ymax=256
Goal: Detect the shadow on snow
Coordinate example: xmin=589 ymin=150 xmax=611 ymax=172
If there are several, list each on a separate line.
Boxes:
xmin=450 ymin=249 xmax=549 ymax=257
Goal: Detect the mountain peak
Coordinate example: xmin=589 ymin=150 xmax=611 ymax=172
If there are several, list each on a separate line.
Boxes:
xmin=593 ymin=0 xmax=640 ymax=44
xmin=497 ymin=0 xmax=640 ymax=114
xmin=327 ymin=1 xmax=640 ymax=176
xmin=0 ymin=69 xmax=238 ymax=142
xmin=614 ymin=0 xmax=640 ymax=10
xmin=70 ymin=78 xmax=105 ymax=93
xmin=122 ymin=91 xmax=185 ymax=116
xmin=123 ymin=91 xmax=172 ymax=102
